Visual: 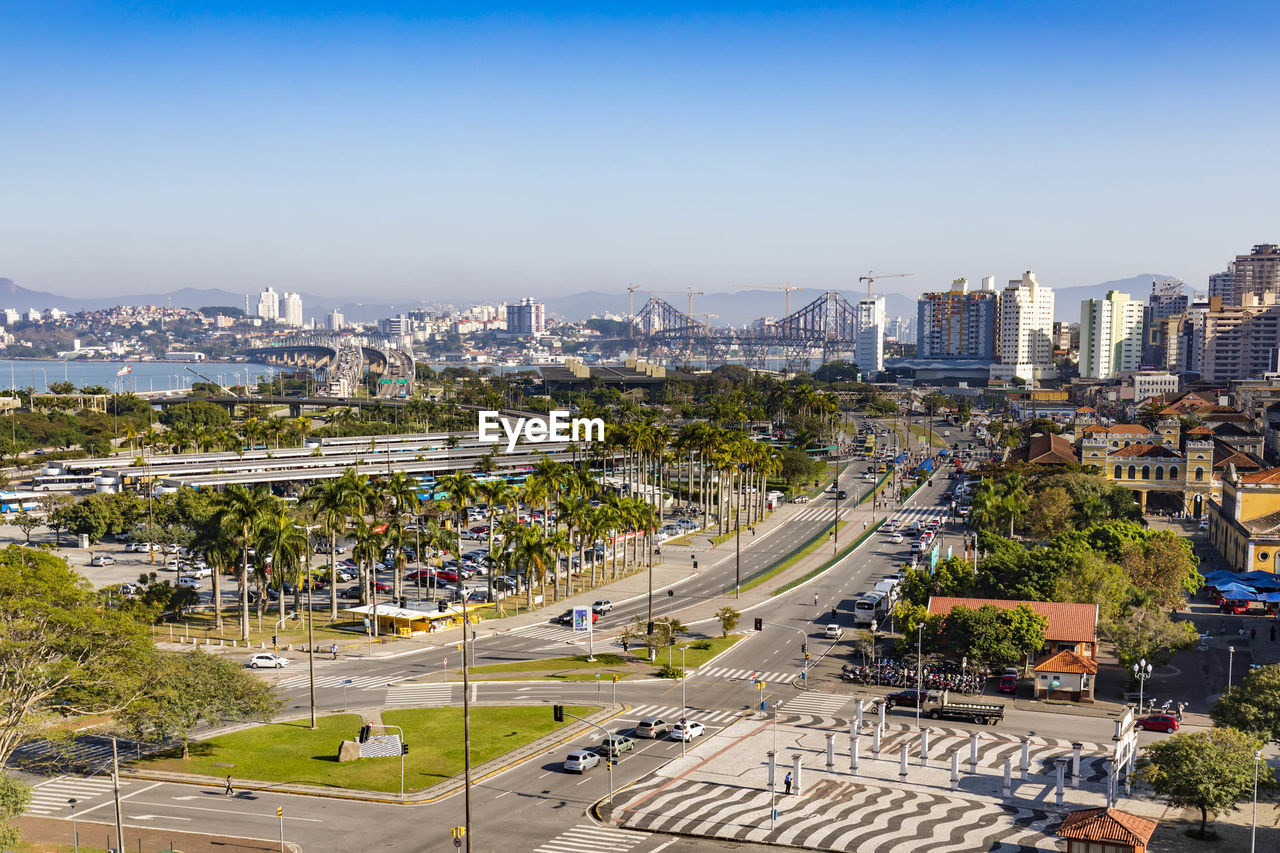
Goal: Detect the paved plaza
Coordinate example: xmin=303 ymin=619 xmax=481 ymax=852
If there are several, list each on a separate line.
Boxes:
xmin=603 ymin=712 xmax=1176 ymax=852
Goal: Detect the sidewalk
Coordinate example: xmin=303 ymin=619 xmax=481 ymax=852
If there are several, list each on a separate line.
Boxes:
xmin=15 ymin=815 xmax=302 ymax=852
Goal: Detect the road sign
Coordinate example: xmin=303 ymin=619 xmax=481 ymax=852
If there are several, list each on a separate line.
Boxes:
xmin=572 ymin=606 xmax=591 ymax=632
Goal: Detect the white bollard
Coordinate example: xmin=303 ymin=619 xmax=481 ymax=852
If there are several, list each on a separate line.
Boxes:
xmin=873 ymin=724 xmax=882 ymax=756
xmin=878 ymin=700 xmax=887 ymax=730
xmin=1002 ymin=757 xmax=1012 ymax=797
xmin=949 ymin=750 xmax=960 ymax=791
xmin=1020 ymin=736 xmax=1030 ymax=780
xmin=826 ymin=733 xmax=835 ymax=770
xmin=899 ymin=742 xmax=909 ymax=780
xmin=854 ymin=701 xmax=864 ymax=731
xmin=851 ymin=735 xmax=860 ymax=774
xmin=792 ymin=753 xmax=803 ymax=795
xmin=1055 ymin=758 xmax=1067 ymax=807
xmin=969 ymin=731 xmax=979 ymax=774
xmin=1072 ymin=742 xmax=1082 ymax=789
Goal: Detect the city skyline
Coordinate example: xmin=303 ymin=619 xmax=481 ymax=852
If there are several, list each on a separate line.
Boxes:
xmin=3 ymin=2 xmax=1278 ymax=301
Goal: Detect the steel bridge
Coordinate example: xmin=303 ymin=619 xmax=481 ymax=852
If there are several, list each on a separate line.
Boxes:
xmin=632 ymin=290 xmax=868 ymax=371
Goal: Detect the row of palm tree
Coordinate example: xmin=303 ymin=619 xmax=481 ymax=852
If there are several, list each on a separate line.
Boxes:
xmin=123 ymin=415 xmax=316 ymax=458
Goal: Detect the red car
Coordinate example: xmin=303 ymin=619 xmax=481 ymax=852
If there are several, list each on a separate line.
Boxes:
xmin=1136 ymin=714 xmax=1179 ymax=734
xmin=999 ymin=674 xmax=1019 ymax=694
xmin=434 ymin=569 xmax=459 ymax=584
xmin=884 ymin=689 xmax=932 ymax=708
xmin=371 ymin=580 xmax=393 ymax=594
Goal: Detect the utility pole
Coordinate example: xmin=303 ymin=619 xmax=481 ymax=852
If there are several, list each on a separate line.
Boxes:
xmin=462 ymin=610 xmax=473 ymax=852
xmin=111 ymin=737 xmax=124 ymax=852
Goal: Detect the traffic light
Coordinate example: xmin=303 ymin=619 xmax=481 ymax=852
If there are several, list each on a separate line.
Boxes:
xmin=553 ymin=704 xmax=564 ymax=722
xmin=754 ymin=618 xmax=763 ymax=631
xmin=402 ymin=743 xmax=409 ymax=755
xmin=646 ymin=621 xmax=654 ymax=636
xmin=272 ymin=633 xmax=278 ymax=647
xmin=801 ymin=643 xmax=807 ymax=656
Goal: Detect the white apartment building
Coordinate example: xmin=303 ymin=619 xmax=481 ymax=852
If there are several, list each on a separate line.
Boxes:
xmin=256 ymin=287 xmax=280 ymax=321
xmin=1080 ymin=290 xmax=1145 ymax=379
xmin=1130 ymin=371 xmax=1180 ymax=405
xmin=281 ymin=292 xmax=303 ymax=327
xmin=854 ymin=296 xmax=886 ymax=376
xmin=990 ymin=271 xmax=1056 ymax=382
xmin=25 ymin=309 xmax=41 ymax=323
xmin=325 ymin=309 xmax=345 ymax=331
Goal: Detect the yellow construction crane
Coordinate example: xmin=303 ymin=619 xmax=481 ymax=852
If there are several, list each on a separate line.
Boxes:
xmin=642 ymin=288 xmax=704 ymax=319
xmin=859 ymin=271 xmax=913 ymax=299
xmin=735 ymin=283 xmax=803 ymax=317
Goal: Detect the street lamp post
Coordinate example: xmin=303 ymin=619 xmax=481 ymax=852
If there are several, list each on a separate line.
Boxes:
xmin=300 ymin=523 xmax=321 ymax=729
xmin=680 ymin=647 xmax=688 ymax=757
xmin=68 ymin=798 xmax=78 ymax=853
xmin=1133 ymin=659 xmax=1153 ymax=713
xmin=1229 ymin=646 xmax=1237 ymax=691
xmin=1252 ymin=748 xmax=1263 ymax=853
xmin=916 ymin=622 xmax=924 ymax=729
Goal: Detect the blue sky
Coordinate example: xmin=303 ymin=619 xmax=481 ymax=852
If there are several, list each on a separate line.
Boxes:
xmin=2 ymin=1 xmax=1278 ymax=306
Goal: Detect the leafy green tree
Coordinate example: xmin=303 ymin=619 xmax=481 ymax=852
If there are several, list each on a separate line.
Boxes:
xmin=715 ymin=606 xmax=740 ymax=638
xmin=940 ymin=603 xmax=1047 ymax=668
xmin=1118 ymin=531 xmax=1202 ymax=607
xmin=1051 ymin=550 xmax=1131 ymax=622
xmin=1104 ymin=601 xmax=1197 ymax=669
xmin=119 ymin=650 xmax=279 ymax=759
xmin=1137 ymin=728 xmax=1275 ymax=836
xmin=1024 ymin=486 xmax=1072 ymax=540
xmin=11 ymin=511 xmax=39 ymax=545
xmin=1211 ymin=664 xmax=1280 ymax=743
xmin=0 ymin=547 xmax=155 ymax=765
xmin=0 ymin=773 xmax=30 ymax=849
xmin=160 ymin=400 xmax=232 ymax=431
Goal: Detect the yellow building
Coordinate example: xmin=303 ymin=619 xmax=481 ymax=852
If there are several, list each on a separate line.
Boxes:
xmin=1208 ymin=465 xmax=1280 ymax=573
xmin=1079 ymin=420 xmax=1216 ymax=515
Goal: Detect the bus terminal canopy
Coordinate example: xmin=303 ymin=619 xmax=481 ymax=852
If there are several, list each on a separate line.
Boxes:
xmin=341 ymin=602 xmax=484 ymax=636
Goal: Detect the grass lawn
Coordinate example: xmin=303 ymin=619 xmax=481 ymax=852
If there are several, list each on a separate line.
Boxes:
xmin=738 ymin=521 xmax=846 ymax=593
xmin=139 ymin=706 xmax=596 ymax=793
xmin=456 ymin=654 xmax=633 ymax=681
xmin=151 ymin=610 xmax=369 ymax=649
xmin=622 ymin=634 xmax=741 ymax=669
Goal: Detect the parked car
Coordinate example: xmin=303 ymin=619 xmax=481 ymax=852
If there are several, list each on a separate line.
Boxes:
xmin=118 ymin=582 xmax=143 ymax=597
xmin=999 ymin=667 xmax=1019 ymax=694
xmin=247 ymin=653 xmax=290 ymax=669
xmin=89 ymin=554 xmax=116 ymax=567
xmin=670 ymin=721 xmax=705 ymax=742
xmin=824 ymin=624 xmax=844 ymax=640
xmin=563 ymin=749 xmax=600 ymax=773
xmin=635 ymin=717 xmax=668 ymax=739
xmin=1136 ymin=714 xmax=1179 ymax=734
xmin=176 ymin=576 xmax=201 ymax=590
xmin=598 ymin=734 xmax=634 ymax=757
xmin=183 ymin=566 xmax=212 ymax=579
xmin=592 ymin=600 xmax=613 ymax=614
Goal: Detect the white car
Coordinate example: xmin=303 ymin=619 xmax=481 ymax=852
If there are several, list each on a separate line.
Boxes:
xmin=176 ymin=576 xmax=201 ymax=590
xmin=670 ymin=720 xmax=705 ymax=742
xmin=889 ymin=533 xmax=904 ymax=544
xmin=183 ymin=566 xmax=211 ymax=579
xmin=164 ymin=556 xmax=181 ymax=569
xmin=792 ymin=496 xmax=811 ymax=504
xmin=247 ymin=653 xmax=290 ymax=669
xmin=563 ymin=749 xmax=600 ymax=773
xmin=824 ymin=624 xmax=844 ymax=640
xmin=89 ymin=554 xmax=116 ymax=567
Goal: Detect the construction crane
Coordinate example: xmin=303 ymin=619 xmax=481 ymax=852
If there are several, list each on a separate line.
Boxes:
xmin=859 ymin=271 xmax=913 ymax=299
xmin=627 ymin=284 xmax=642 ymax=339
xmin=185 ymin=366 xmax=229 ymax=395
xmin=735 ymin=282 xmax=803 ymax=317
xmin=642 ymin=288 xmax=704 ymax=320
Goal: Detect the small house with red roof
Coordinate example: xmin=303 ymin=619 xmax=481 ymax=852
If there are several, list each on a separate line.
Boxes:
xmin=927 ymin=597 xmax=1099 ymax=660
xmin=1033 ymin=649 xmax=1099 ymax=702
xmin=1056 ymin=807 xmax=1158 ymax=853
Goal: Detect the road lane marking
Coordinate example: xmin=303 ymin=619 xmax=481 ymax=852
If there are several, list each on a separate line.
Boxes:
xmin=76 ymin=781 xmax=163 ymax=818
xmin=129 ymin=801 xmax=323 ymax=822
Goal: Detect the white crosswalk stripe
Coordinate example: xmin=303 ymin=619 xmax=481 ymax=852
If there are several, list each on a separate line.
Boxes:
xmin=620 ymin=705 xmax=744 ymax=725
xmin=514 ymin=624 xmax=583 ymax=642
xmin=276 ymin=673 xmax=390 ymax=690
xmin=533 ymin=823 xmax=649 ymax=853
xmin=698 ymin=666 xmax=791 ymax=683
xmin=779 ymin=692 xmax=850 ymax=715
xmin=26 ymin=776 xmax=119 ymax=816
xmin=385 ymin=683 xmax=455 ymax=706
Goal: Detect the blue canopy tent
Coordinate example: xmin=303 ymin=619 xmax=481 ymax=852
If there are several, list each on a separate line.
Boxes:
xmin=1215 ymin=582 xmax=1258 ymax=597
xmin=1256 ymin=591 xmax=1280 ymax=603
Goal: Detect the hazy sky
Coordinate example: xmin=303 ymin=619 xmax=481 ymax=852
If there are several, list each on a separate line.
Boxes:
xmin=3 ymin=1 xmax=1278 ymax=304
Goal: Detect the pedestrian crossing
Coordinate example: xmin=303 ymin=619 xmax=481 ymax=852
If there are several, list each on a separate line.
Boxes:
xmin=514 ymin=623 xmax=583 ymax=643
xmin=8 ymin=736 xmax=158 ymax=774
xmin=779 ymin=692 xmax=850 ymax=715
xmin=699 ymin=666 xmax=792 ymax=683
xmin=25 ymin=775 xmax=121 ymax=816
xmin=275 ymin=673 xmax=391 ymax=690
xmin=792 ymin=506 xmax=867 ymax=524
xmin=621 ymin=705 xmax=744 ymax=725
xmin=385 ymin=683 xmax=455 ymax=707
xmin=887 ymin=507 xmax=946 ymax=528
xmin=533 ymin=823 xmax=649 ymax=853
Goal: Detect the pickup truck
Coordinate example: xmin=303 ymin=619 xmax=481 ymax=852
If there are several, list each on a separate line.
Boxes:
xmin=923 ymin=691 xmax=1005 ymax=725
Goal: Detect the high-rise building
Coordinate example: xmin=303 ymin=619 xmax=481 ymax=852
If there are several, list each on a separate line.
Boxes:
xmin=1229 ymin=244 xmax=1280 ymax=306
xmin=1201 ymin=293 xmax=1280 ymax=382
xmin=378 ymin=314 xmax=414 ymax=336
xmin=281 ymin=292 xmax=303 ymax=327
xmin=325 ymin=309 xmax=345 ymax=331
xmin=1143 ymin=279 xmax=1187 ymax=367
xmin=2 ymin=309 xmax=19 ymax=326
xmin=853 ymin=296 xmax=886 ymax=376
xmin=1080 ymin=291 xmax=1145 ymax=379
xmin=506 ymin=298 xmax=545 ymax=336
xmin=1209 ymin=268 xmax=1235 ymax=304
xmin=256 ymin=287 xmax=279 ymax=321
xmin=915 ymin=278 xmax=998 ymax=361
xmin=25 ymin=309 xmax=40 ymax=323
xmin=1177 ymin=294 xmax=1210 ymax=375
xmin=991 ymin=271 xmax=1056 ymax=382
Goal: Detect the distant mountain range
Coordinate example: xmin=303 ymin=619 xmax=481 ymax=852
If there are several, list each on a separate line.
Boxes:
xmin=0 ymin=272 xmax=1183 ymax=327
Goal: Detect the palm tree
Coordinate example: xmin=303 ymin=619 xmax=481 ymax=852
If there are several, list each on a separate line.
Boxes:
xmin=302 ymin=473 xmax=364 ymax=621
xmin=218 ymin=485 xmax=277 ymax=641
xmin=545 ymin=528 xmax=573 ymax=601
xmin=556 ymin=493 xmax=593 ymax=590
xmin=377 ymin=471 xmax=422 ymax=598
xmin=477 ymin=479 xmax=516 ymax=606
xmin=189 ymin=516 xmax=238 ymax=632
xmin=511 ymin=526 xmax=553 ymax=610
xmin=256 ymin=507 xmax=309 ymax=617
xmin=352 ymin=519 xmax=386 ymax=628
xmin=437 ymin=471 xmax=478 ymax=604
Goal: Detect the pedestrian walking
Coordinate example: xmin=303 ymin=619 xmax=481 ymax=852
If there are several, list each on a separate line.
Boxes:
xmin=330 ymin=642 xmax=339 ymax=660
xmin=224 ymin=775 xmax=234 ymax=796
xmin=1251 ymin=626 xmax=1257 ymax=641
xmin=622 ymin=638 xmax=629 ymax=653
xmin=1220 ymin=619 xmax=1227 ymax=634
xmin=814 ymin=593 xmax=819 ymax=607
xmin=784 ymin=772 xmax=792 ymax=795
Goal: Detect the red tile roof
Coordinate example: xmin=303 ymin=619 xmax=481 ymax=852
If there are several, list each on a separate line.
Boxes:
xmin=1108 ymin=443 xmax=1181 ymax=459
xmin=1057 ymin=808 xmax=1157 ymax=844
xmin=1034 ymin=649 xmax=1098 ymax=675
xmin=1075 ymin=406 xmax=1096 ymax=413
xmin=1007 ymin=433 xmax=1078 ymax=465
xmin=1240 ymin=466 xmax=1280 ymax=484
xmin=927 ymin=598 xmax=1098 ymax=644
